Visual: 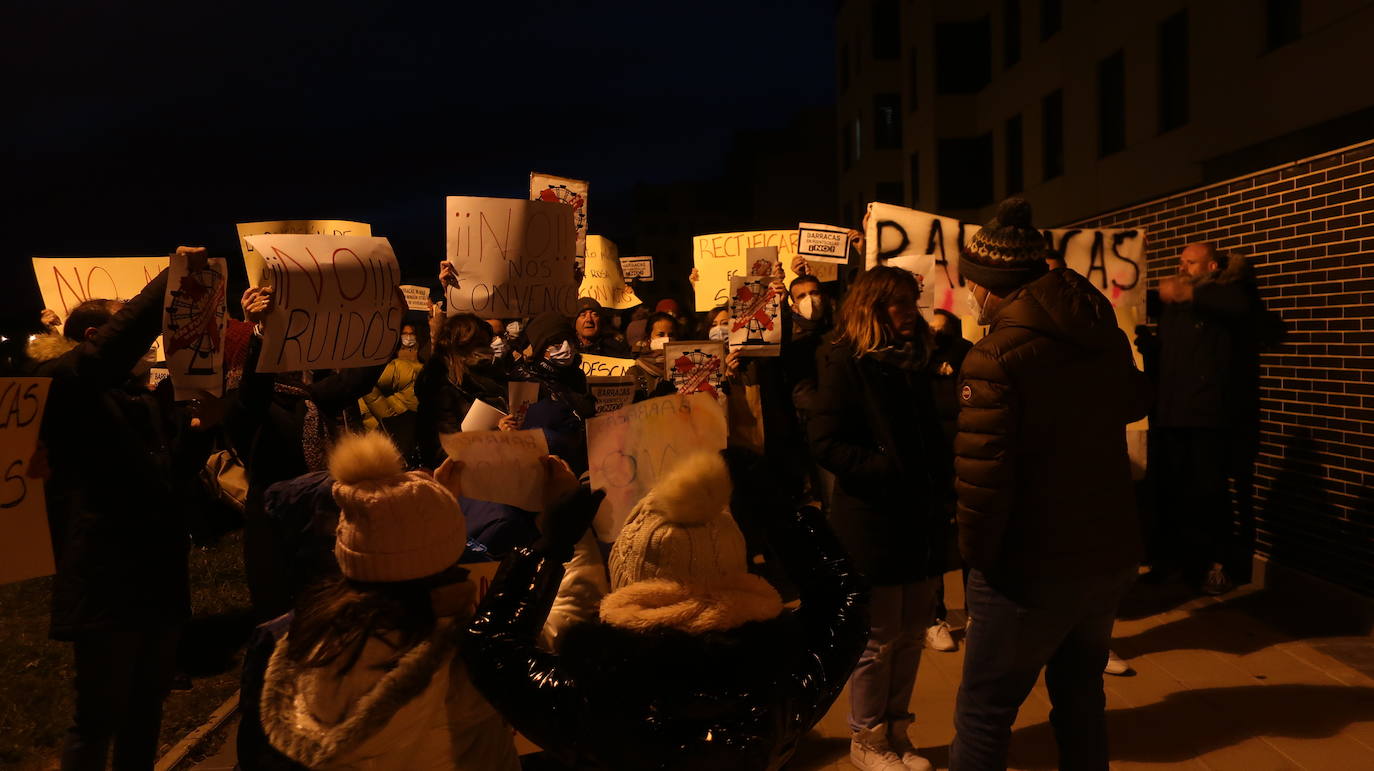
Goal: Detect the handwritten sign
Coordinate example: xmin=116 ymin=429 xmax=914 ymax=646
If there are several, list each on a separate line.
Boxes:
xmin=619 ymin=256 xmax=654 ymax=280
xmin=580 ymin=354 xmax=636 ymax=378
xmin=162 ymin=254 xmax=228 ymax=400
xmin=579 ymin=236 xmax=641 ymax=310
xmin=864 ymin=202 xmax=1146 ymax=313
xmin=691 ymin=230 xmax=838 ymax=311
xmin=663 ymin=341 xmax=726 ymax=399
xmin=244 ymin=234 xmax=403 ymax=373
xmin=31 ymin=256 xmax=169 ymax=359
xmin=797 ymin=223 xmax=853 ymax=264
xmin=400 ymin=285 xmax=432 ymax=311
xmin=586 ymin=392 xmax=727 ymax=539
xmin=508 ymin=381 xmax=541 ymax=427
xmin=589 ymin=375 xmax=636 ymax=415
xmin=445 ymin=196 xmax=578 ymax=319
xmin=440 ymin=429 xmax=550 ymax=511
xmin=236 ymin=220 xmax=372 ymax=288
xmin=530 ymin=172 xmax=588 ymax=258
xmin=1 ymin=378 xmax=54 ymax=584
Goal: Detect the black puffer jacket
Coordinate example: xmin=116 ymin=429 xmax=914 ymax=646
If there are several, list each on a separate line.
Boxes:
xmin=1155 ymin=255 xmax=1263 ymax=429
xmin=955 ymin=269 xmax=1151 ymax=596
xmin=462 ymin=486 xmax=868 ymax=770
xmin=808 ymin=335 xmax=951 ymax=585
xmin=24 ymin=269 xmax=212 ymax=639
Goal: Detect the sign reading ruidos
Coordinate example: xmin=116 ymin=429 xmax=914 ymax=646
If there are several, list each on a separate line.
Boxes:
xmin=245 ymin=234 xmax=403 ymax=373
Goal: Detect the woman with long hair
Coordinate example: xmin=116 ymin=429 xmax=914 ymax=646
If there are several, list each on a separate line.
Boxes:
xmin=250 ymin=431 xmax=520 ymax=770
xmin=808 ymin=266 xmax=951 ymax=771
xmin=414 ymin=312 xmax=507 ymax=469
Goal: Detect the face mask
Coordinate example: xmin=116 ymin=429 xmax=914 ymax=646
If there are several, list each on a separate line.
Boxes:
xmin=966 ymin=289 xmax=992 ymax=326
xmin=708 ymin=325 xmax=729 ymax=342
xmin=400 ymin=334 xmax=417 ymax=348
xmin=794 ymin=295 xmax=822 ymax=321
xmin=505 ymin=320 xmax=523 ymax=338
xmin=490 ymin=336 xmax=508 ymax=356
xmin=649 ymin=336 xmax=668 ymax=351
xmin=465 ymin=347 xmax=496 ymax=366
xmin=544 ymin=340 xmax=575 ymax=366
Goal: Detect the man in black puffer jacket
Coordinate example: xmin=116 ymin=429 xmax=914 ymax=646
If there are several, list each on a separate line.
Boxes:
xmin=948 ymin=199 xmax=1151 ymax=771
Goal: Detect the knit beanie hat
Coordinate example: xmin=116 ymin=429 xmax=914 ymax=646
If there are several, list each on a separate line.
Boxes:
xmin=601 ymin=452 xmax=783 ymax=634
xmin=524 ymin=310 xmax=576 ymax=359
xmin=330 ymin=432 xmax=467 ymax=583
xmin=959 ymin=196 xmax=1051 ymax=292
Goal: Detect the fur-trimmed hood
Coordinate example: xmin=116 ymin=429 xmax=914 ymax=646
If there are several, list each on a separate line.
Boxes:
xmin=25 ymin=333 xmax=78 ymax=363
xmin=259 ymin=617 xmax=517 ymax=770
xmin=1202 ymin=251 xmax=1255 ymax=287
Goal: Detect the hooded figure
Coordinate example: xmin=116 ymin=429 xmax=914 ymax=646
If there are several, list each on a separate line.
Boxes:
xmin=462 ymin=450 xmax=869 ymax=770
xmin=255 ymin=432 xmax=519 ymax=771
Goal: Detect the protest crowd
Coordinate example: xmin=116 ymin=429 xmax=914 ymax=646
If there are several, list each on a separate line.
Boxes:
xmin=2 ymin=190 xmax=1274 ymax=771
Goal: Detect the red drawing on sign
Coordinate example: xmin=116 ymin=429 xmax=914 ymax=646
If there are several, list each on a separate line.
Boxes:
xmin=671 ymin=351 xmax=722 ymax=398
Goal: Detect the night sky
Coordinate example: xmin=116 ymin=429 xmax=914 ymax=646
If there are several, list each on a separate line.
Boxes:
xmin=4 ymin=0 xmax=836 ymax=329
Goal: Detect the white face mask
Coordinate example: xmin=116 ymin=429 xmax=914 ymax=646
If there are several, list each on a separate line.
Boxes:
xmin=649 ymin=336 xmax=668 ymax=351
xmin=545 ymin=339 xmax=575 ymax=365
xmin=794 ymin=294 xmax=822 ymax=321
xmin=400 ymin=334 xmax=417 ymax=348
xmin=505 ymin=320 xmax=523 ymax=338
xmin=708 ymin=325 xmax=729 ymax=342
xmin=490 ymin=336 xmax=508 ymax=356
xmin=965 ymin=288 xmax=992 ymax=326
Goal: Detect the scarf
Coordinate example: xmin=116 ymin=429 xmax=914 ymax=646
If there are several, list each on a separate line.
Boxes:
xmin=274 ymin=375 xmax=330 ymax=473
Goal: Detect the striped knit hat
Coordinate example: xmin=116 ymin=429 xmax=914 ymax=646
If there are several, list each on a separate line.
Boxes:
xmin=959 ymin=197 xmax=1051 ymax=292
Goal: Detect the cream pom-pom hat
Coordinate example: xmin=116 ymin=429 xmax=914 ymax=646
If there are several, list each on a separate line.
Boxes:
xmin=601 ymin=452 xmax=782 ymax=634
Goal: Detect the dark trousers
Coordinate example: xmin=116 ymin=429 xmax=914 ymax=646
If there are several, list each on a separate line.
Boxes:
xmin=62 ymin=623 xmax=181 ymax=771
xmin=1154 ymin=427 xmax=1235 ymax=579
xmin=950 ymin=568 xmax=1135 ymax=771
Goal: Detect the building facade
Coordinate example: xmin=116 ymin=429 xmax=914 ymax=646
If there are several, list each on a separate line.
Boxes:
xmin=837 ymin=0 xmax=1374 ymax=227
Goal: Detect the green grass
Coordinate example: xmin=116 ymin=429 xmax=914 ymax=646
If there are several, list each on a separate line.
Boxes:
xmin=0 ymin=532 xmax=252 ymax=770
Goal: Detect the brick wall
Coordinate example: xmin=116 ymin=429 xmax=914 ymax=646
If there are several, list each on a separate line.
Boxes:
xmin=1074 ymin=139 xmax=1374 ymax=597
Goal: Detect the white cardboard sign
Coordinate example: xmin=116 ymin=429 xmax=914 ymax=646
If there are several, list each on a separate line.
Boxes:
xmin=162 ymin=254 xmax=228 ymax=400
xmin=797 ymin=223 xmax=852 ymax=264
xmin=440 ymin=429 xmax=549 ymax=511
xmin=445 ymin=196 xmax=578 ymax=319
xmin=1 ymin=378 xmax=55 ymax=585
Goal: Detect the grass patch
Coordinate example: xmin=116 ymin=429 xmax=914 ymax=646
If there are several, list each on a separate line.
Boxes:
xmin=0 ymin=531 xmax=253 ymax=770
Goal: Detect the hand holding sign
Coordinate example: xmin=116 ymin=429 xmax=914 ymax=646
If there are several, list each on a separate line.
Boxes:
xmin=440 ymin=429 xmax=550 ymax=511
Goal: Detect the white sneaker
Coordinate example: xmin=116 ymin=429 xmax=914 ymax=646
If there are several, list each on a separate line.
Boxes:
xmin=888 ymin=719 xmax=935 ymax=771
xmin=1104 ymin=649 xmax=1132 ymax=676
xmin=925 ymin=620 xmax=957 ymax=652
xmin=850 ymin=726 xmax=910 ymax=771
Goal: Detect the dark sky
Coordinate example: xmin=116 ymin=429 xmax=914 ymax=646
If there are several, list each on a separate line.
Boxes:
xmin=3 ymin=0 xmax=836 ymax=326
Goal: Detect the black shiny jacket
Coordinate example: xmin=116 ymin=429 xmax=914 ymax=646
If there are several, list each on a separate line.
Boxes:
xmin=463 ymin=488 xmax=869 ymax=770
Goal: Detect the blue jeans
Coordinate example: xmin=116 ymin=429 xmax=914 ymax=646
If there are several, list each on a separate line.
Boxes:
xmin=847 ymin=578 xmax=940 ymax=733
xmin=950 ymin=567 xmax=1135 ymax=771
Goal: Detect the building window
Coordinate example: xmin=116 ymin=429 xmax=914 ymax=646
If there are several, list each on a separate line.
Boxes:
xmin=1042 ymin=89 xmax=1064 ymax=181
xmin=842 ymin=118 xmax=854 ymax=171
xmin=909 ymin=152 xmax=920 ymax=206
xmin=840 ymin=43 xmax=851 ymax=92
xmin=874 ymin=93 xmax=902 ymax=149
xmin=935 ymin=17 xmax=991 ymax=94
xmin=1041 ymin=0 xmax=1062 ymax=41
xmin=1005 ymin=114 xmax=1024 ymax=194
xmin=1266 ymin=0 xmax=1301 ymax=50
xmin=938 ymin=134 xmax=994 ymax=210
xmin=1158 ymin=10 xmax=1189 ymax=133
xmin=872 ymin=0 xmax=901 ymax=60
xmin=908 ymin=48 xmax=919 ymax=111
xmin=1004 ymin=0 xmax=1021 ymax=68
xmin=1097 ymin=50 xmax=1125 ymax=157
xmin=876 ymin=181 xmax=904 ymax=205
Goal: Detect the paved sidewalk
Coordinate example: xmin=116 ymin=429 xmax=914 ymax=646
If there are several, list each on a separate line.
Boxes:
xmin=193 ymin=571 xmax=1374 ymax=771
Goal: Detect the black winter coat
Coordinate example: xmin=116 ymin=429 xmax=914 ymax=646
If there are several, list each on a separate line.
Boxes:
xmin=25 ymin=269 xmax=212 ymax=639
xmin=808 ymin=336 xmax=951 ymax=585
xmin=413 ymin=356 xmax=509 ymax=467
xmin=955 ymin=269 xmax=1151 ymax=596
xmin=463 ymin=493 xmax=869 ymax=771
xmin=1155 ymin=257 xmax=1263 ymax=429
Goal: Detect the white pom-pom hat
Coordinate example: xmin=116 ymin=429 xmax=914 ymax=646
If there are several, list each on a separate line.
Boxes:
xmin=329 ymin=432 xmax=466 ymax=583
xmin=602 ymin=452 xmax=782 ymax=633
